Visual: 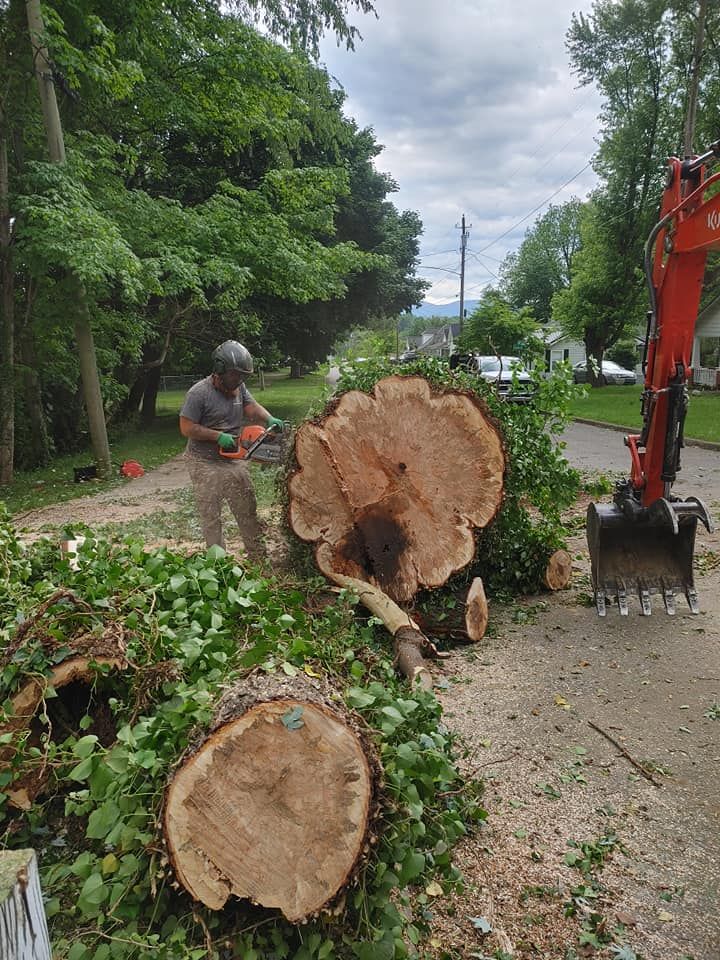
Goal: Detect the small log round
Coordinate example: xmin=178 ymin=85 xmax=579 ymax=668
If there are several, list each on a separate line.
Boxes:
xmin=543 ymin=549 xmax=572 ymax=591
xmin=465 ymin=577 xmax=489 ymax=642
xmin=163 ymin=676 xmax=380 ymax=921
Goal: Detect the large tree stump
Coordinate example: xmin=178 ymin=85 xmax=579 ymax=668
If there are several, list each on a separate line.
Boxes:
xmin=0 ymin=849 xmax=52 ymax=960
xmin=288 ymin=376 xmax=505 ymax=602
xmin=163 ymin=676 xmax=380 ymax=921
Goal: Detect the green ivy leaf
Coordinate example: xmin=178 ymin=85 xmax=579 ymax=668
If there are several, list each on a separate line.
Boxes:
xmin=281 ymin=706 xmax=304 ymax=730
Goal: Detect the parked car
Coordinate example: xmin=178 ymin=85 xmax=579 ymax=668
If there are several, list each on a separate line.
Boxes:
xmin=476 ymin=355 xmax=534 ymax=400
xmin=573 ymin=359 xmax=637 ymax=385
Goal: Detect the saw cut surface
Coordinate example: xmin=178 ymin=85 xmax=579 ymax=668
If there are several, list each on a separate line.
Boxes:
xmin=164 ymin=699 xmax=373 ymax=920
xmin=289 ymin=375 xmax=505 ymax=601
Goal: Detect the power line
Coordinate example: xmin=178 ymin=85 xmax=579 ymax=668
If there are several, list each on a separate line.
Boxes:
xmin=419 ymin=248 xmax=459 ymax=259
xmin=475 ymin=160 xmax=592 ymax=255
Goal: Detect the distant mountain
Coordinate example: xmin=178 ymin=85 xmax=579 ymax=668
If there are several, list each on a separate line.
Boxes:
xmin=411 ymin=299 xmax=479 ymax=319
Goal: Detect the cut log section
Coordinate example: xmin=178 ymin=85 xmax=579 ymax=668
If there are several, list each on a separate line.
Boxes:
xmin=543 ymin=549 xmax=572 ymax=591
xmin=0 ymin=639 xmax=127 ymax=810
xmin=327 ymin=571 xmax=435 ymax=689
xmin=163 ymin=677 xmax=380 ymax=921
xmin=465 ymin=577 xmax=489 ymax=642
xmin=0 ymin=849 xmax=52 ymax=960
xmin=288 ymin=376 xmax=505 ymax=602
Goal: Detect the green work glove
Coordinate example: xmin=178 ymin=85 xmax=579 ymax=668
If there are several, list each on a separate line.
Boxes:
xmin=217 ymin=432 xmax=236 ymax=450
xmin=266 ymin=416 xmax=284 ymax=432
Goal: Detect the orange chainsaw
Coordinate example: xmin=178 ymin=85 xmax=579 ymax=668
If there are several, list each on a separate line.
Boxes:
xmin=219 ymin=424 xmax=285 ymax=464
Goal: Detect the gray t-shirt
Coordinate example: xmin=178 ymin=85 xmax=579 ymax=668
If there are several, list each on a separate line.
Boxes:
xmin=180 ymin=376 xmax=255 ymax=461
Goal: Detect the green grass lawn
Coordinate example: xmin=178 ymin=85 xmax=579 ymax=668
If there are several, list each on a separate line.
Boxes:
xmin=2 ymin=370 xmax=328 ymax=517
xmin=569 ymin=385 xmax=720 ymax=444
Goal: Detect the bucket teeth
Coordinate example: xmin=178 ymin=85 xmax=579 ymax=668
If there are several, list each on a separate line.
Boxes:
xmin=639 ymin=588 xmax=651 ymax=616
xmin=686 ymin=587 xmax=700 ymax=615
xmin=617 ymin=583 xmax=629 ymax=616
xmin=662 ymin=587 xmax=676 ymax=616
xmin=595 ymin=591 xmax=607 ymax=617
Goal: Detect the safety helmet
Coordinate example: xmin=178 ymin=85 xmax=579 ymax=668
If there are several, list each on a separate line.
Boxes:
xmin=211 ymin=340 xmax=253 ymax=375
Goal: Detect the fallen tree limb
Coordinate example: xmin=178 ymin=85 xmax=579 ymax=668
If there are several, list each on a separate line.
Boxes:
xmin=587 ymin=720 xmax=663 ymax=788
xmin=325 ymin=570 xmax=435 ymax=690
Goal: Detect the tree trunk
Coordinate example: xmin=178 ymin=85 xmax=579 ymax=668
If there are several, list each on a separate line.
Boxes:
xmin=18 ymin=321 xmax=49 ymax=468
xmin=0 ymin=126 xmax=14 ymax=484
xmin=289 ymin=375 xmax=505 ymax=602
xmin=26 ymin=0 xmax=112 ymax=479
xmin=140 ymin=364 xmax=161 ymax=425
xmin=0 ymin=849 xmax=52 ymax=960
xmin=163 ymin=675 xmax=380 ymax=921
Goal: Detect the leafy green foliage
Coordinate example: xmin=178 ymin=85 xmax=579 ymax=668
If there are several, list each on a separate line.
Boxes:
xmin=0 ymin=511 xmax=485 ymax=959
xmin=457 ymin=290 xmax=540 ymax=359
xmin=500 ymin=200 xmax=583 ymax=323
xmin=334 ymin=357 xmax=581 ymax=596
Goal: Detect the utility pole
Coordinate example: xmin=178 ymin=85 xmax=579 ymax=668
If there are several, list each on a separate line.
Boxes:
xmin=683 ymin=0 xmax=708 ymax=157
xmin=456 ymin=214 xmax=470 ymax=336
xmin=26 ymin=0 xmax=112 ymax=478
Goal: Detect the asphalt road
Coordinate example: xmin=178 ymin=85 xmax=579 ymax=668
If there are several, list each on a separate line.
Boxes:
xmin=560 ymin=420 xmax=720 ymax=509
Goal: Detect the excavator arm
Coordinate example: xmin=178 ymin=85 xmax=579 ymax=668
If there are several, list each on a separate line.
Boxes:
xmin=588 ymin=142 xmax=720 ymax=615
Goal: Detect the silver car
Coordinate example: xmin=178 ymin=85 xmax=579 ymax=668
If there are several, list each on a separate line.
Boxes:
xmin=476 ymin=355 xmax=533 ymax=400
xmin=573 ymin=359 xmax=637 ymax=385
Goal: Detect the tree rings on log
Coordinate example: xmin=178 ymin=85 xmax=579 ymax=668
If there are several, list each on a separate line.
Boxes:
xmin=543 ymin=549 xmax=572 ymax=591
xmin=163 ymin=677 xmax=379 ymax=921
xmin=288 ymin=375 xmax=505 ymax=602
xmin=465 ymin=577 xmax=489 ymax=642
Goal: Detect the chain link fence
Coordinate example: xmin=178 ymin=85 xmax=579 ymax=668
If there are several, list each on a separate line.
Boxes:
xmin=159 ymin=375 xmax=204 ymax=392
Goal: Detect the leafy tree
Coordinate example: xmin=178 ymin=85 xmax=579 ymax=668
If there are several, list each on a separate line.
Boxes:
xmin=559 ymin=0 xmax=720 ymax=383
xmin=1 ymin=0 xmax=424 ymax=476
xmin=458 ymin=289 xmax=540 ymax=358
xmin=501 ymin=199 xmax=583 ymax=322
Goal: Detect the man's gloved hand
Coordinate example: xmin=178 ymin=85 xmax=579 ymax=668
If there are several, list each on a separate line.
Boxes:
xmin=217 ymin=432 xmax=236 ymax=450
xmin=266 ymin=416 xmax=284 ymax=432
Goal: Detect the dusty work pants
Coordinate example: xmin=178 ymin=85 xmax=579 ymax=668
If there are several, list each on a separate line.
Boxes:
xmin=186 ymin=458 xmax=265 ymax=559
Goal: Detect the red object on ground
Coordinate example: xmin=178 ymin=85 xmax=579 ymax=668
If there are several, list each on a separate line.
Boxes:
xmin=120 ymin=460 xmax=145 ymax=478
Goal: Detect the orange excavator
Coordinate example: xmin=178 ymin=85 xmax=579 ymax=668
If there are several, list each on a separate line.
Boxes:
xmin=587 ymin=140 xmax=720 ymax=615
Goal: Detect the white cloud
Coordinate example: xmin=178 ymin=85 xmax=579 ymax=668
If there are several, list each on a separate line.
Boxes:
xmin=320 ymin=0 xmax=602 ymax=304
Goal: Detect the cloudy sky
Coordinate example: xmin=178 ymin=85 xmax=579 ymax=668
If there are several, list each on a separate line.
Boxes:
xmin=319 ymin=0 xmax=603 ymax=304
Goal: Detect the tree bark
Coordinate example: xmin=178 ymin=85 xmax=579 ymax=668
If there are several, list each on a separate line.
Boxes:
xmin=0 ymin=849 xmax=51 ymax=960
xmin=0 ymin=124 xmax=14 ymax=484
xmin=163 ymin=675 xmax=380 ymax=921
xmin=25 ymin=0 xmax=112 ymax=478
xmin=289 ymin=375 xmax=505 ymax=603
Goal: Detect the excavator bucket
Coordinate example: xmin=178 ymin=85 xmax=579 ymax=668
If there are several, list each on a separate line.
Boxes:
xmin=586 ymin=499 xmax=712 ymax=616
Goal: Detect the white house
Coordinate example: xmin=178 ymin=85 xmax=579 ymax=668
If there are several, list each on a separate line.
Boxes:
xmin=404 ymin=323 xmax=460 ymax=359
xmin=540 ymin=329 xmax=586 ymax=371
xmin=692 ymin=299 xmax=720 ymax=387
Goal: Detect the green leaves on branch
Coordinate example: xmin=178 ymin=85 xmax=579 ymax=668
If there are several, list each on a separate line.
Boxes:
xmin=1 ymin=516 xmax=482 ymax=959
